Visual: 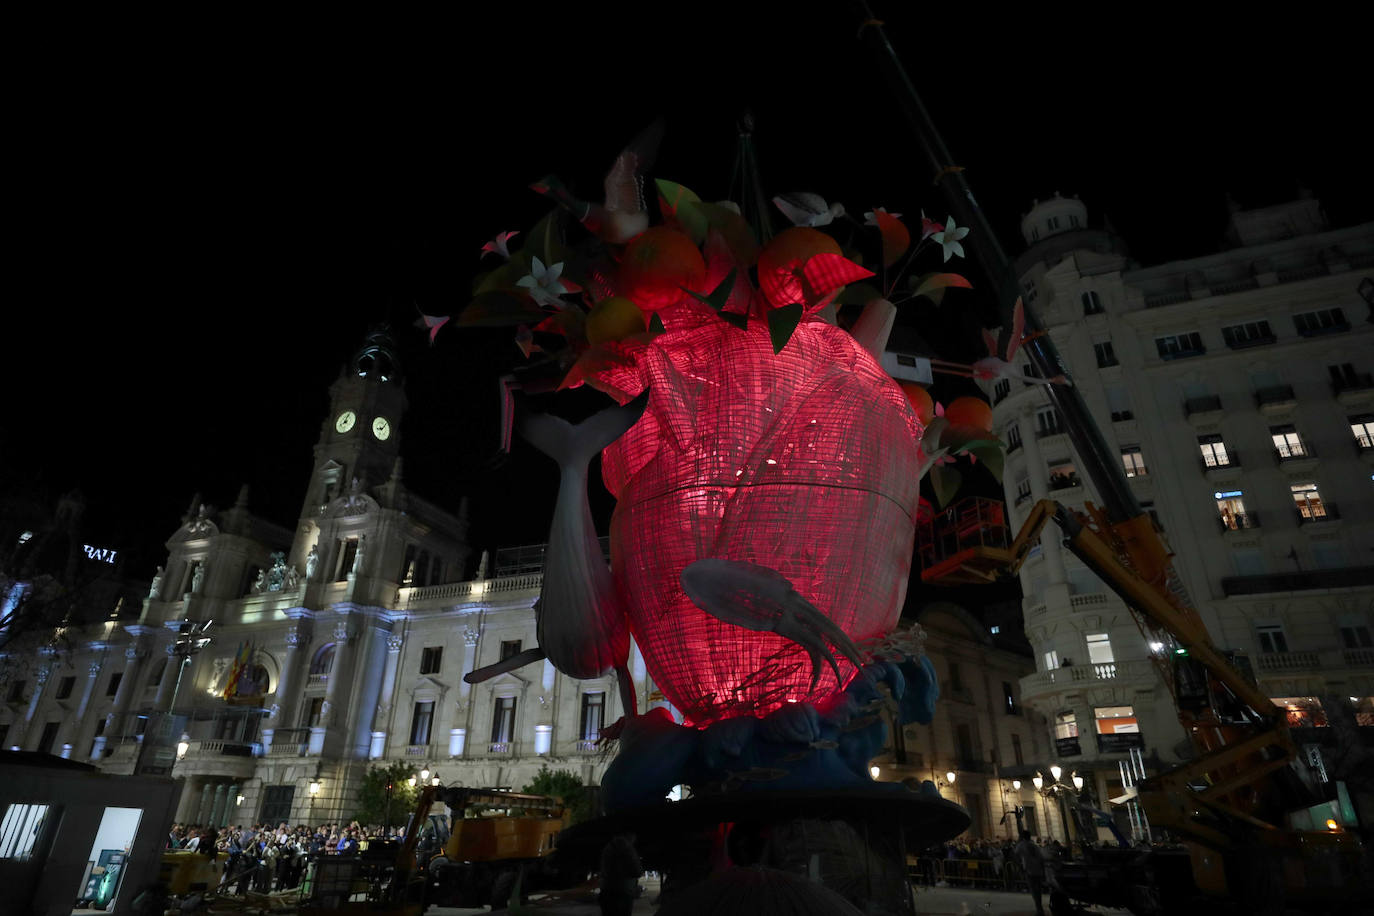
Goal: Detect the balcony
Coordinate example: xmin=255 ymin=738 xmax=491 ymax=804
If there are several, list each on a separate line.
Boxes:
xmin=1274 ymin=444 xmax=1318 ymax=471
xmin=1333 ymin=373 xmax=1374 ymax=407
xmin=488 ymin=742 xmax=515 ymax=755
xmin=405 ymin=744 xmax=430 ymax=757
xmin=1296 ymin=503 xmax=1339 ymax=525
xmin=1221 ymin=565 xmax=1374 ymax=595
xmin=1226 ymin=334 xmax=1277 ymax=350
xmin=265 ymin=727 xmax=309 ymax=757
xmin=1297 ymin=318 xmax=1350 ymax=337
xmin=1185 ymin=396 xmax=1224 ymax=425
xmin=1201 ymin=453 xmax=1242 ymax=481
xmin=1218 ymin=513 xmax=1259 ymax=534
xmin=1048 ymin=472 xmax=1082 ymax=492
xmin=575 ymin=739 xmax=600 ymax=753
xmin=1254 ymin=651 xmax=1322 ymax=674
xmin=1255 ymin=385 xmax=1297 ymax=412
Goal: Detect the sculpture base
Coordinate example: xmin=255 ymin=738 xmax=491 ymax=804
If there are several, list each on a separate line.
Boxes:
xmin=560 ymin=786 xmax=969 ymax=916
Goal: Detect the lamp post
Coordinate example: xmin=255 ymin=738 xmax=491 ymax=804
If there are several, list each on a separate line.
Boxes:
xmin=309 ymin=778 xmax=321 ymax=822
xmin=138 ymin=618 xmax=211 ymax=777
xmin=1003 ymin=779 xmax=1025 ymax=837
xmin=1033 ymin=769 xmax=1085 ymax=849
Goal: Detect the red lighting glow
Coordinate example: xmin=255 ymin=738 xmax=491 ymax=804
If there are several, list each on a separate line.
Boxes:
xmin=587 ymin=298 xmax=926 ymax=725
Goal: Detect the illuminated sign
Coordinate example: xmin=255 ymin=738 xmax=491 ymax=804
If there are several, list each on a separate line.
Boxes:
xmin=1213 ymin=490 xmax=1243 ymax=499
xmin=83 ymin=544 xmax=118 ymax=564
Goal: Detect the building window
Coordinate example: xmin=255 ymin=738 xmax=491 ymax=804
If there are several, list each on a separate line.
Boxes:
xmin=1014 ymin=476 xmax=1031 ymax=505
xmin=1256 ymin=623 xmax=1289 ymax=654
xmin=335 ymin=539 xmax=359 ymax=580
xmin=1215 ymin=490 xmax=1251 ymax=530
xmin=993 ymin=378 xmax=1011 ymax=403
xmin=1054 ymin=710 xmax=1078 ymax=739
xmin=1221 ymin=320 xmax=1274 ymax=349
xmin=1047 ymin=459 xmax=1078 ymax=491
xmin=1093 ymin=340 xmax=1118 ymax=368
xmin=1035 ymin=408 xmax=1062 ymax=438
xmin=1198 ymin=434 xmax=1233 ymax=468
xmin=949 ymin=662 xmax=964 ymax=692
xmin=579 ymin=692 xmax=605 ymax=741
xmin=304 ymin=697 xmax=324 ymax=728
xmin=1047 ymin=216 xmax=1060 ymax=231
xmin=991 ymin=625 xmax=1001 ymax=635
xmin=1293 ymin=307 xmax=1348 ymax=336
xmin=1043 ymin=650 xmax=1059 ymax=671
xmin=7 ymin=680 xmax=25 ymax=703
xmin=1106 ymin=386 xmax=1133 ymax=422
xmin=420 ymin=646 xmax=443 ymax=675
xmin=1094 ymin=705 xmax=1139 ymax=734
xmin=149 ymin=659 xmax=166 ymax=688
xmin=1006 ymin=424 xmax=1022 ymax=452
xmin=1003 ymin=681 xmax=1018 ymax=715
xmin=491 ymin=696 xmax=517 ymax=745
xmin=105 ymin=672 xmax=122 ymax=697
xmin=1350 ymin=415 xmax=1374 ymax=449
xmin=1121 ymin=446 xmax=1147 ymax=477
xmin=1155 ymin=332 xmax=1205 ymax=360
xmin=0 ymin=803 xmax=51 ymax=861
xmin=1082 ymin=291 xmax=1104 ymax=315
xmin=1086 ymin=633 xmax=1115 ymax=666
xmin=1291 ymin=482 xmax=1327 ymax=519
xmin=1340 ymin=621 xmax=1373 ymax=649
xmin=55 ymin=676 xmax=75 ymax=700
xmin=500 ymin=640 xmax=523 ymax=661
xmin=1329 ymin=362 xmax=1370 ymax=393
xmin=1270 ymin=425 xmax=1307 ymax=459
xmin=1273 ymin=697 xmax=1326 ymax=728
xmin=409 ymin=701 xmax=434 ymax=745
xmin=1140 ymin=500 xmax=1162 ymax=529
xmin=310 ymin=644 xmax=336 ymax=677
xmin=1011 ymin=732 xmax=1024 ymax=765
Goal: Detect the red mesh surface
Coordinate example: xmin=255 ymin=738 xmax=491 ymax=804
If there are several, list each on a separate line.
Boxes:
xmin=588 ymin=299 xmax=926 ymax=725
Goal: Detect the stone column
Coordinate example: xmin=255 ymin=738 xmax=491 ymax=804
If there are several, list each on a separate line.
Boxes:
xmin=106 ymin=644 xmax=147 ymax=738
xmin=371 ymin=632 xmax=404 ymax=754
xmin=316 ymin=613 xmax=357 ymax=754
xmin=196 ymin=782 xmax=214 ymax=824
xmin=21 ymin=658 xmax=55 ymax=750
xmin=268 ymin=618 xmax=312 ymax=736
xmin=154 ymin=643 xmax=182 ymax=710
xmin=227 ymin=784 xmax=242 ymax=826
xmin=209 ymin=783 xmax=229 ymax=828
xmin=63 ymin=660 xmax=104 ymax=756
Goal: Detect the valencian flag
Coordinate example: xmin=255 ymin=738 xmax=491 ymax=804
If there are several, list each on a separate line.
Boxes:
xmin=222 ymin=641 xmax=254 ymax=700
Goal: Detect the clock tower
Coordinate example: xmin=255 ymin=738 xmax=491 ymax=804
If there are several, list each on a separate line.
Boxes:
xmin=300 ymin=326 xmax=408 ymax=523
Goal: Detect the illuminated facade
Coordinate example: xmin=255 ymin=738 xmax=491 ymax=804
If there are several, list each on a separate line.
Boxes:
xmin=982 ymin=193 xmax=1374 ymax=832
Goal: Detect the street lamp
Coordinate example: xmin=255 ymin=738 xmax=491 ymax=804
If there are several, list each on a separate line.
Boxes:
xmin=945 ymin=771 xmax=957 ymax=785
xmin=176 ymin=735 xmax=190 ymax=760
xmin=1032 ymin=769 xmax=1086 ymax=848
xmin=407 ymin=776 xmax=417 ymax=788
xmin=420 ymin=766 xmax=431 ymax=783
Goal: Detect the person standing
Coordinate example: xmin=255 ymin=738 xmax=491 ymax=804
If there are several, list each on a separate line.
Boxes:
xmin=598 ymin=832 xmax=642 ymax=916
xmin=1014 ymin=830 xmax=1046 ymax=916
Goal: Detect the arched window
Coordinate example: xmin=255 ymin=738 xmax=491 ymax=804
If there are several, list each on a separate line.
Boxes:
xmin=310 ymin=644 xmax=336 ymax=676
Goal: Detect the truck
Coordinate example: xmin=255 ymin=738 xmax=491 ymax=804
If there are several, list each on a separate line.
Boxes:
xmin=423 ymin=786 xmax=580 ymax=911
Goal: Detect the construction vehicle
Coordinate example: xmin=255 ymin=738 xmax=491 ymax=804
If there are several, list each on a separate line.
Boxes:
xmin=423 ymin=786 xmax=578 ymax=910
xmin=922 ymin=495 xmax=1371 ymax=913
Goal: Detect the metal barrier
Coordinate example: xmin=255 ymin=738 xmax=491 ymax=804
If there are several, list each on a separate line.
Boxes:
xmin=909 ymin=856 xmax=1027 ymax=891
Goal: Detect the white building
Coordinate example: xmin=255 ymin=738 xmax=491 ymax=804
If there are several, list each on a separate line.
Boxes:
xmin=982 ymin=192 xmax=1374 ymax=832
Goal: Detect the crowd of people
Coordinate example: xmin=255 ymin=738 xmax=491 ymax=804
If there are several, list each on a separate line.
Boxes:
xmin=165 ymin=820 xmax=407 ymax=894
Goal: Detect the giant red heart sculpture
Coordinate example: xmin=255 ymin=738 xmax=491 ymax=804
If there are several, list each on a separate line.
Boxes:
xmin=590 ymin=305 xmax=925 ymax=725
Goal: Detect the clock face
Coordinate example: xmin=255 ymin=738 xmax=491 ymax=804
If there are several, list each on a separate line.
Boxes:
xmin=372 ymin=417 xmax=391 ymax=441
xmin=335 ymin=410 xmax=357 ymax=434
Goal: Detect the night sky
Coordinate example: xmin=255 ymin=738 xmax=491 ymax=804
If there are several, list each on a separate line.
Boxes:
xmin=7 ymin=7 xmax=1371 ymax=583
